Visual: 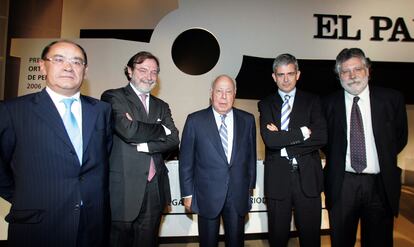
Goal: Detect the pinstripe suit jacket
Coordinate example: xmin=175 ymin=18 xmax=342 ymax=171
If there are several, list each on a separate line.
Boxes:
xmin=0 ymin=89 xmax=112 ymax=247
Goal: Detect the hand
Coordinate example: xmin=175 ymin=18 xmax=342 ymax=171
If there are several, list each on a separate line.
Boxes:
xmin=183 ymin=197 xmax=192 ymax=212
xmin=125 ymin=112 xmax=133 ymax=121
xmin=266 ymin=123 xmax=278 ymax=132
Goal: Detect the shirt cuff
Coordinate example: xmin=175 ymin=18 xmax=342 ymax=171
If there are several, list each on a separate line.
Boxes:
xmin=300 ymin=126 xmax=310 ymax=140
xmin=136 ymin=143 xmax=149 ymax=152
xmin=162 ymin=124 xmax=171 ymax=135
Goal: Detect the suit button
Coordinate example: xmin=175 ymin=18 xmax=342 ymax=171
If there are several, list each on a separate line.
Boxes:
xmin=79 ymin=176 xmax=84 ymax=182
xmin=74 ymin=204 xmax=80 ymax=210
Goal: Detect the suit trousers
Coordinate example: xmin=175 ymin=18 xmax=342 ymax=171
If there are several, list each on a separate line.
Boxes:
xmin=110 ymin=177 xmax=162 ymax=247
xmin=267 ymin=171 xmax=321 ymax=247
xmin=77 ymin=206 xmax=90 ymax=247
xmin=198 ymin=190 xmax=245 ymax=247
xmin=328 ymin=172 xmax=394 ymax=247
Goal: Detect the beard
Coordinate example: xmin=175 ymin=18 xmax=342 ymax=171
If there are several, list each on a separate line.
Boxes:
xmin=132 ymin=79 xmax=156 ymax=93
xmin=340 ymin=76 xmax=368 ymax=95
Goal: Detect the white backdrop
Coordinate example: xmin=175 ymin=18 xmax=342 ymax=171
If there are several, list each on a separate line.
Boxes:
xmin=159 ymin=160 xmax=329 ymax=237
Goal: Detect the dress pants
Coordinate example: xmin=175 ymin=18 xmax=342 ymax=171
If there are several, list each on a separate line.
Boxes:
xmin=328 ymin=172 xmax=394 ymax=247
xmin=110 ymin=177 xmax=162 ymax=247
xmin=198 ymin=190 xmax=245 ymax=247
xmin=77 ymin=206 xmax=90 ymax=247
xmin=267 ymin=171 xmax=321 ymax=247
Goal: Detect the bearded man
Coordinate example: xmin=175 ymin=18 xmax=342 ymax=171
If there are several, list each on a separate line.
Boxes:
xmin=322 ymin=48 xmax=408 ymax=247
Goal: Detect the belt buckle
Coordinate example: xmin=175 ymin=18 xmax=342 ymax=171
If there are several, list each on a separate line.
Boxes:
xmin=289 ymin=159 xmax=298 ymax=172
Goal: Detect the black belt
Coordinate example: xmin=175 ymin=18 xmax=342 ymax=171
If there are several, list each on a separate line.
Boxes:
xmin=345 ymin=171 xmax=378 ymax=176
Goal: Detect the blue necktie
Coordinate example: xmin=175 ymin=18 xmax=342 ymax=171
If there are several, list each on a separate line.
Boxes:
xmin=219 ymin=114 xmax=228 ymax=159
xmin=281 ymin=95 xmax=291 ymax=131
xmin=62 ymin=98 xmax=82 ymax=164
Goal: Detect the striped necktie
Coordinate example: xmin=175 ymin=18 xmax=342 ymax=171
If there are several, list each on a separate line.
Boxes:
xmin=219 ymin=114 xmax=228 ymax=158
xmin=62 ymin=98 xmax=82 ymax=164
xmin=281 ymin=95 xmax=291 ymax=131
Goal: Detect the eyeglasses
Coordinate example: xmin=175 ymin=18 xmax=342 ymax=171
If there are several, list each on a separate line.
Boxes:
xmin=44 ymin=56 xmax=86 ymax=67
xmin=275 ymin=71 xmax=297 ymax=79
xmin=134 ymin=67 xmax=159 ymax=77
xmin=340 ymin=66 xmax=366 ymax=78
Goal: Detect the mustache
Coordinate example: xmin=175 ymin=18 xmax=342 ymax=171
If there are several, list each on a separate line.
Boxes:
xmin=141 ymin=79 xmax=156 ymax=85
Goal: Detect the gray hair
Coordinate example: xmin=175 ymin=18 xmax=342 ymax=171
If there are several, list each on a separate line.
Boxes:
xmin=335 ymin=48 xmax=371 ymax=75
xmin=272 ymin=53 xmax=299 ymax=72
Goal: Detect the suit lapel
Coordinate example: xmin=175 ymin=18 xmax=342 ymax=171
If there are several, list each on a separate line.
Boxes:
xmin=271 ymin=94 xmax=283 ymax=128
xmin=81 ymin=95 xmax=98 ymax=159
xmin=289 ymin=90 xmax=302 ymax=128
xmin=148 ymin=96 xmax=160 ymax=122
xmin=124 ymin=85 xmax=147 ymax=119
xmin=229 ymin=109 xmax=245 ymax=166
xmin=206 ymin=107 xmax=228 ymax=164
xmin=336 ymin=92 xmax=347 ymax=134
xmin=369 ymin=88 xmax=381 ymax=140
xmin=31 ymin=89 xmax=74 ymax=150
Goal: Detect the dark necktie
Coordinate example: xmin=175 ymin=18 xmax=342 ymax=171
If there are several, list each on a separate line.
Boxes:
xmin=350 ymin=96 xmax=367 ymax=173
xmin=139 ymin=94 xmax=156 ymax=181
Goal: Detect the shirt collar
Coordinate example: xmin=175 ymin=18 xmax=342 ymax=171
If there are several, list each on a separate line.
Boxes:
xmin=212 ymin=107 xmax=233 ymax=119
xmin=344 ymin=85 xmax=370 ymax=102
xmin=46 ymin=86 xmax=80 ymax=103
xmin=278 ymin=88 xmax=296 ymax=100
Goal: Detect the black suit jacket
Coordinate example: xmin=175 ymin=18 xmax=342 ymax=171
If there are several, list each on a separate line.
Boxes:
xmin=101 ymin=85 xmax=179 ymax=221
xmin=0 ymin=89 xmax=112 ymax=247
xmin=322 ymin=86 xmax=408 ymax=215
xmin=258 ymin=90 xmax=327 ymax=200
xmin=179 ymin=106 xmax=256 ymax=218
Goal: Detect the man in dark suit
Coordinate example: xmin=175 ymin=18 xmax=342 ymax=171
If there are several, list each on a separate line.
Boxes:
xmin=258 ymin=53 xmax=327 ymax=247
xmin=323 ymin=48 xmax=408 ymax=247
xmin=101 ymin=51 xmax=179 ymax=247
xmin=0 ymin=40 xmax=112 ymax=247
xmin=179 ymin=75 xmax=256 ymax=247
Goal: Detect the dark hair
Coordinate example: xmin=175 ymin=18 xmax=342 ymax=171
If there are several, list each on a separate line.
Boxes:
xmin=124 ymin=51 xmax=160 ymax=80
xmin=335 ymin=48 xmax=371 ymax=75
xmin=272 ymin=53 xmax=299 ymax=72
xmin=41 ymin=40 xmax=88 ymax=65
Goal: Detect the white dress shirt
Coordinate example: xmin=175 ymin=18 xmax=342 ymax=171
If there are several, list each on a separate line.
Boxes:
xmin=344 ymin=86 xmax=380 ymax=174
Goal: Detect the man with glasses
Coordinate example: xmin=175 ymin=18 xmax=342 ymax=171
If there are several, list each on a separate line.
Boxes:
xmin=101 ymin=51 xmax=179 ymax=247
xmin=0 ymin=40 xmax=113 ymax=247
xmin=258 ymin=53 xmax=327 ymax=246
xmin=323 ymin=48 xmax=408 ymax=247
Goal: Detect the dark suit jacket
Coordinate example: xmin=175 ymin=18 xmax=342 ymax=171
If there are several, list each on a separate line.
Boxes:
xmin=258 ymin=90 xmax=327 ymax=200
xmin=179 ymin=106 xmax=256 ymax=219
xmin=0 ymin=89 xmax=112 ymax=247
xmin=322 ymin=86 xmax=408 ymax=215
xmin=101 ymin=85 xmax=179 ymax=222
